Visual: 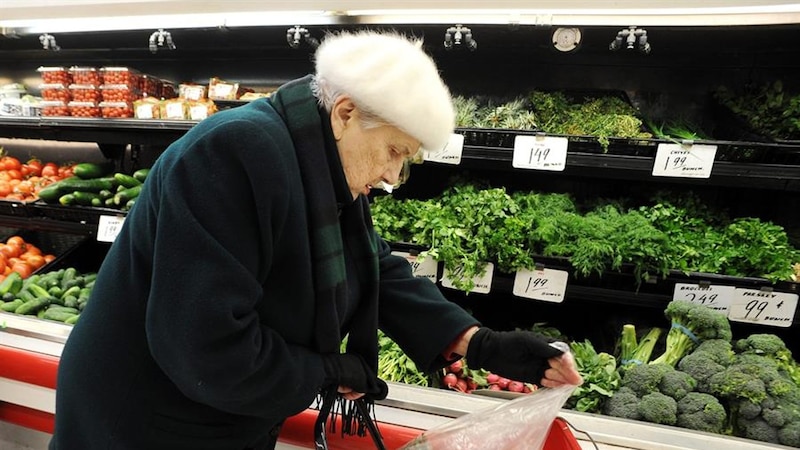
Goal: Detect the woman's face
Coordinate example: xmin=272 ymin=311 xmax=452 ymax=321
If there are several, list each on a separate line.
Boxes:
xmin=331 ymin=97 xmax=421 ymax=200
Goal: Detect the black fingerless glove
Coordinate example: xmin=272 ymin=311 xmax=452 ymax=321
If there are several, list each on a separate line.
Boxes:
xmin=322 ymin=353 xmax=389 ymax=400
xmin=466 ymin=328 xmax=564 ymax=384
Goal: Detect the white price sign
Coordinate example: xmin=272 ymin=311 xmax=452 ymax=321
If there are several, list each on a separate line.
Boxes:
xmin=512 ymin=135 xmax=568 ymax=171
xmin=672 ymin=283 xmax=735 ymax=314
xmin=652 ymin=143 xmax=717 ymax=178
xmin=423 ymin=133 xmax=464 ymax=165
xmin=97 ymin=215 xmax=126 ymax=243
xmin=728 ymin=288 xmax=798 ymax=328
xmin=512 ymin=267 xmax=568 ymax=303
xmin=441 ymin=262 xmax=494 ymax=294
xmin=391 ymin=251 xmax=438 ymax=283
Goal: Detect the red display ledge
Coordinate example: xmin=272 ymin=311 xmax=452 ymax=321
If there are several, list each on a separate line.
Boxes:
xmin=0 ymin=345 xmax=59 ymax=389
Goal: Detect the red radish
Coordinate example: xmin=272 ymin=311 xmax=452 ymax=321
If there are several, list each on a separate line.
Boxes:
xmin=448 ymin=360 xmax=463 ymax=376
xmin=522 ymin=384 xmax=532 ymax=394
xmin=486 ymin=373 xmax=500 ymax=384
xmin=443 ymin=373 xmax=458 ymax=388
xmin=497 ymin=377 xmax=511 ymax=390
xmin=466 ymin=379 xmax=478 ymax=391
xmin=455 ymin=379 xmax=468 ymax=393
xmin=489 ymin=384 xmax=502 ymax=391
xmin=507 ymin=381 xmax=524 ymax=393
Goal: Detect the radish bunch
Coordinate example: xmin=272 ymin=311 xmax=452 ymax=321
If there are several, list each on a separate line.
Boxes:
xmin=441 ymin=359 xmax=537 ymax=395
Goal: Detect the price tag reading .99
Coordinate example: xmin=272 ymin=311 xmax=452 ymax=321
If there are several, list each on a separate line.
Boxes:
xmin=728 ymin=288 xmax=798 ymax=328
xmin=512 ymin=135 xmax=568 ymax=171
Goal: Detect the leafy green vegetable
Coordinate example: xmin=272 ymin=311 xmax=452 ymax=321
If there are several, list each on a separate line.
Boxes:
xmin=567 ymin=339 xmax=621 ymax=413
xmin=715 ymin=80 xmax=800 ymax=141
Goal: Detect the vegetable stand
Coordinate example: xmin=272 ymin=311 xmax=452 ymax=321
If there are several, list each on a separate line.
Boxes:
xmin=2 ymin=2 xmax=800 ymax=449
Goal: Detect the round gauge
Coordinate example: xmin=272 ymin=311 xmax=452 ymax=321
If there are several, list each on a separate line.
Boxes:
xmin=552 ymin=27 xmax=582 ymax=52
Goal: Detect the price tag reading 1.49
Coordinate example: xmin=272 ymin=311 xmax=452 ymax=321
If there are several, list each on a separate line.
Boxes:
xmin=672 ymin=283 xmax=735 ymax=314
xmin=97 ymin=215 xmax=126 ymax=243
xmin=512 ymin=268 xmax=568 ymax=303
xmin=391 ymin=251 xmax=439 ymax=284
xmin=728 ymin=288 xmax=798 ymax=328
xmin=423 ymin=133 xmax=464 ymax=165
xmin=512 ymin=135 xmax=568 ymax=171
xmin=652 ymin=143 xmax=717 ymax=178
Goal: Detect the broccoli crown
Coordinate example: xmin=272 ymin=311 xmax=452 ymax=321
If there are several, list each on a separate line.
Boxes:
xmin=676 ymin=392 xmax=727 ymax=434
xmin=709 ymin=368 xmax=767 ymax=403
xmin=623 ymin=363 xmax=673 ymax=397
xmin=638 ymin=391 xmax=678 ymax=425
xmin=693 ymin=339 xmax=735 ymax=366
xmin=778 ymin=421 xmax=800 ymax=447
xmin=604 ymin=386 xmax=642 ymax=421
xmin=659 ymin=369 xmax=697 ymax=401
xmin=735 ymin=333 xmax=789 ymax=357
xmin=677 ymin=351 xmax=725 ymax=394
xmin=664 ymin=300 xmax=733 ymax=342
xmin=735 ymin=416 xmax=780 ymax=444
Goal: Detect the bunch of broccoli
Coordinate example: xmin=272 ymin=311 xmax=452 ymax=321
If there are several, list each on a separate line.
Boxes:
xmin=650 ymin=300 xmax=732 ymax=367
xmin=678 ymin=333 xmax=800 ymax=447
xmin=604 ymin=362 xmax=727 ymax=434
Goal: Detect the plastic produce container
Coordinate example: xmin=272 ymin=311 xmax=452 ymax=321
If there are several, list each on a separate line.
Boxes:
xmin=68 ymin=84 xmax=102 ymax=103
xmin=67 ymin=101 xmax=101 ymax=118
xmin=140 ymin=75 xmax=162 ymax=98
xmin=68 ymin=66 xmax=101 ymax=86
xmin=40 ymin=100 xmax=69 ymax=117
xmin=100 ymin=84 xmax=140 ymax=103
xmin=99 ymin=101 xmax=134 ymax=118
xmin=37 ymin=67 xmax=72 ymax=85
xmin=100 ymin=66 xmax=141 ymax=88
xmin=39 ymin=84 xmax=71 ymax=103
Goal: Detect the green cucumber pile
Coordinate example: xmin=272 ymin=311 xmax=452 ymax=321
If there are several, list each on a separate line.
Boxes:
xmin=0 ymin=267 xmax=96 ymax=325
xmin=37 ymin=162 xmax=150 ymax=211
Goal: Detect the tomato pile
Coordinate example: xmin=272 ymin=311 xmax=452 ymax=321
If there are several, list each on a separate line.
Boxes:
xmin=441 ymin=359 xmax=538 ymax=395
xmin=0 ymin=155 xmax=76 ymax=202
xmin=0 ymin=235 xmax=56 ymax=280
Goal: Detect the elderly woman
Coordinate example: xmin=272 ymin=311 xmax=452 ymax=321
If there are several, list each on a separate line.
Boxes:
xmin=50 ymin=31 xmax=581 ymax=450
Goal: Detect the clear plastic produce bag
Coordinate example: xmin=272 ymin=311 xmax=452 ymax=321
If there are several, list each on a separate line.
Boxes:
xmin=400 ymin=383 xmax=577 ymax=450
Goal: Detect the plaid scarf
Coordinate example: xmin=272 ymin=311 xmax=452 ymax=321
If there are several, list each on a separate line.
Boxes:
xmin=269 ymin=76 xmax=382 ymax=436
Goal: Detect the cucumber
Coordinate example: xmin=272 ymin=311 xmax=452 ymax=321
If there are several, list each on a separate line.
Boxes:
xmin=59 ymin=193 xmax=76 ymax=206
xmin=37 ymin=182 xmax=66 ymax=203
xmin=60 ymin=268 xmax=77 ymax=289
xmin=73 ymin=162 xmax=114 ymax=180
xmin=63 ymin=295 xmax=79 ymax=308
xmin=113 ymin=173 xmax=142 ymax=188
xmin=72 ymin=191 xmax=102 ymax=206
xmin=133 ymin=168 xmax=151 ymax=182
xmin=0 ymin=299 xmax=23 ymax=312
xmin=43 ymin=308 xmax=78 ymax=323
xmin=27 ymin=283 xmax=51 ymax=300
xmin=15 ymin=297 xmax=51 ymax=315
xmin=0 ymin=272 xmax=23 ymax=296
xmin=58 ymin=177 xmax=117 ymax=193
xmin=64 ymin=314 xmax=80 ymax=325
xmin=114 ymin=185 xmax=142 ymax=206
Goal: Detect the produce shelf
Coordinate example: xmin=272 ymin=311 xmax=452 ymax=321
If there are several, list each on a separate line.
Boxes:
xmin=0 ymin=116 xmax=195 ymax=146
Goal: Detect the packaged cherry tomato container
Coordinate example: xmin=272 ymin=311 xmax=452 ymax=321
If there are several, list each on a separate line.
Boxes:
xmin=39 ymin=84 xmax=72 ymax=102
xmin=100 ymin=84 xmax=140 ymax=103
xmin=40 ymin=100 xmax=70 ymax=117
xmin=37 ymin=67 xmax=72 ymax=85
xmin=100 ymin=67 xmax=141 ymax=89
xmin=99 ymin=101 xmax=134 ymax=118
xmin=68 ymin=101 xmax=101 ymax=118
xmin=140 ymin=75 xmax=163 ymax=98
xmin=69 ymin=84 xmax=102 ymax=103
xmin=68 ymin=66 xmax=102 ymax=86
xmin=161 ymin=81 xmax=177 ymax=99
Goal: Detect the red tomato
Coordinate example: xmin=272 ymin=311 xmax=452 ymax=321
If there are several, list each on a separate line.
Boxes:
xmin=41 ymin=163 xmax=59 ymax=178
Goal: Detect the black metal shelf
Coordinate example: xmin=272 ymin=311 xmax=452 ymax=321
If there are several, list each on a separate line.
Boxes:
xmin=0 ymin=116 xmax=196 ymax=146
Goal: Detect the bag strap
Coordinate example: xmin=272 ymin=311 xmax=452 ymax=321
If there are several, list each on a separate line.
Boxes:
xmin=313 ymin=390 xmax=387 ymax=450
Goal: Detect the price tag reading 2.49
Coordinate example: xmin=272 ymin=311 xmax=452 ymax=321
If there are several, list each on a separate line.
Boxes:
xmin=652 ymin=143 xmax=717 ymax=178
xmin=512 ymin=268 xmax=568 ymax=303
xmin=512 ymin=135 xmax=568 ymax=171
xmin=672 ymin=283 xmax=735 ymax=314
xmin=728 ymin=288 xmax=798 ymax=328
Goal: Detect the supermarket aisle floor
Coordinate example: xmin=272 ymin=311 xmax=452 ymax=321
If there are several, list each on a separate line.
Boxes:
xmin=0 ymin=421 xmax=49 ymax=450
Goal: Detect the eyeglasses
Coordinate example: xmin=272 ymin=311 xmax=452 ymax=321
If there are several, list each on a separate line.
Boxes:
xmin=382 ymin=149 xmax=424 ymax=193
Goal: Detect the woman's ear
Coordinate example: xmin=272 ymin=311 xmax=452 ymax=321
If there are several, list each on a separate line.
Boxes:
xmin=330 ymin=96 xmax=357 ymax=140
